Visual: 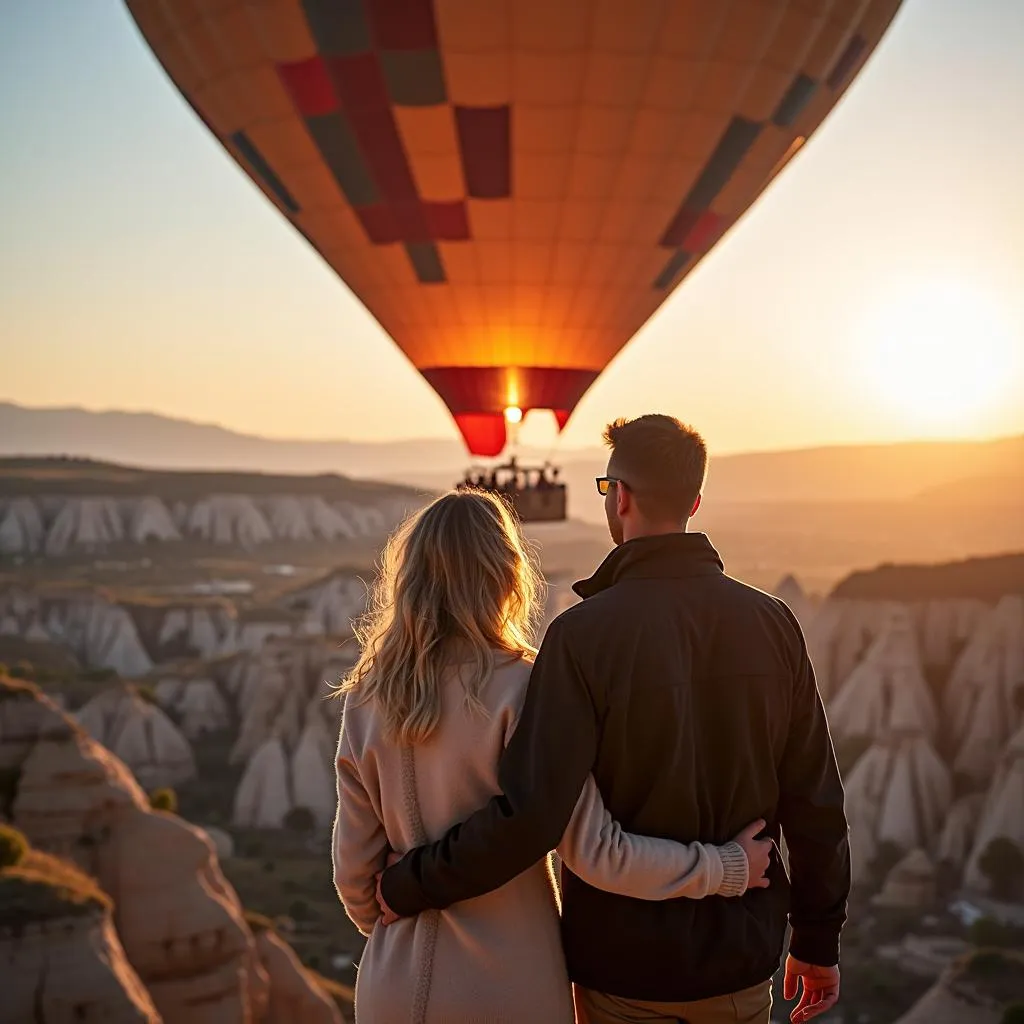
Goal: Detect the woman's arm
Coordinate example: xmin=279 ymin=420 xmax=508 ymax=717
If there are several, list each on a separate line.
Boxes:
xmin=332 ymin=723 xmax=389 ymax=936
xmin=556 ymin=775 xmax=750 ymax=900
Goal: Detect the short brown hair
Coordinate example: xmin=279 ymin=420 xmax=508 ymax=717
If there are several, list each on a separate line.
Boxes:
xmin=603 ymin=415 xmax=707 ymax=522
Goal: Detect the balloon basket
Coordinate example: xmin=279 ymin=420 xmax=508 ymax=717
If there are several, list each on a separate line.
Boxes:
xmin=456 ymin=460 xmax=567 ymax=523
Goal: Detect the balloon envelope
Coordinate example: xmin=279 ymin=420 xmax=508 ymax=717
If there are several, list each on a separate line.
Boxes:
xmin=126 ymin=0 xmax=902 ymax=455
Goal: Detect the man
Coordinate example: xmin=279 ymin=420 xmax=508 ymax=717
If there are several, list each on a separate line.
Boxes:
xmin=379 ymin=415 xmax=850 ymax=1024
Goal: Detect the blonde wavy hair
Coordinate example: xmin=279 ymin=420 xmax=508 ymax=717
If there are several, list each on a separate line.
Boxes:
xmin=338 ymin=489 xmax=543 ymax=745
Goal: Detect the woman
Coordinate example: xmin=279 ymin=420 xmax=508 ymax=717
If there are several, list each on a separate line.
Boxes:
xmin=333 ymin=490 xmax=769 ymax=1024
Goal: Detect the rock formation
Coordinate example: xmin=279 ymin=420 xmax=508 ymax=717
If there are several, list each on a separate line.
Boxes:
xmin=226 ymin=638 xmax=350 ymax=765
xmin=805 ymin=599 xmax=892 ymax=701
xmin=235 ymin=610 xmax=299 ymax=654
xmin=0 ymin=844 xmax=160 ymax=1023
xmin=872 ymin=848 xmax=938 ymax=909
xmin=945 ymin=595 xmax=1024 ymax=788
xmin=127 ymin=496 xmax=181 ymax=545
xmin=1 ymin=675 xmax=344 ymax=1023
xmin=174 ymin=678 xmax=231 ymax=739
xmin=45 ymin=594 xmax=154 ymax=678
xmin=76 ymin=685 xmax=196 ymax=790
xmin=290 ymin=704 xmax=338 ymax=828
xmin=0 ymin=587 xmax=154 ymax=677
xmin=964 ymin=724 xmax=1024 ymax=893
xmin=829 ymin=606 xmax=939 ymax=747
xmin=302 ymin=496 xmax=360 ymax=541
xmin=1 ymin=467 xmax=416 ymax=560
xmin=917 ymin=598 xmax=989 ymax=673
xmin=204 ymin=825 xmax=234 ymax=861
xmin=893 ymin=951 xmax=1024 ymax=1024
xmin=153 ymin=675 xmax=185 ymax=709
xmin=844 ymin=731 xmax=953 ymax=878
xmin=261 ymin=496 xmax=316 ymax=542
xmin=255 ymin=928 xmax=343 ymax=1024
xmin=183 ymin=495 xmax=274 ymax=548
xmin=44 ymin=497 xmax=125 ymax=555
xmin=233 ymin=737 xmax=293 ymax=829
xmin=279 ymin=571 xmax=367 ymax=637
xmin=154 ymin=603 xmax=239 ymax=661
xmin=773 ymin=574 xmax=816 ymax=631
xmin=936 ymin=793 xmax=985 ymax=873
xmin=0 ymin=497 xmax=45 ymax=555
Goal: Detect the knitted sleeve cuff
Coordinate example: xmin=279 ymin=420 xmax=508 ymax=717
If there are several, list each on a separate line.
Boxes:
xmin=716 ymin=841 xmax=749 ymax=898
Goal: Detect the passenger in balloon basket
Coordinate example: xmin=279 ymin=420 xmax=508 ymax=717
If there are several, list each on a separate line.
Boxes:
xmin=334 ymin=415 xmax=847 ymax=1024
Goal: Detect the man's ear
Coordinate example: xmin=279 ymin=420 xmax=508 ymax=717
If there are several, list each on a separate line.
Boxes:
xmin=690 ymin=493 xmax=702 ymax=517
xmin=617 ymin=482 xmax=632 ymax=517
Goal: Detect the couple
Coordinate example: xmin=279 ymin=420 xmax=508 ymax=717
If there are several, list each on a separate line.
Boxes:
xmin=333 ymin=415 xmax=850 ymax=1024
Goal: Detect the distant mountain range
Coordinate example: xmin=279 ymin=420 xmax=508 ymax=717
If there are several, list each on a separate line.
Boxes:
xmin=3 ymin=401 xmax=1021 ymax=514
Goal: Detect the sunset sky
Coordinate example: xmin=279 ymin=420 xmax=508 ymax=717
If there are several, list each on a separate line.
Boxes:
xmin=2 ymin=0 xmax=1022 ymax=456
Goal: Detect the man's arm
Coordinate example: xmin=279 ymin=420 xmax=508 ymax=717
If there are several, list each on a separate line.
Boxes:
xmin=776 ymin=606 xmax=851 ymax=967
xmin=380 ymin=617 xmax=599 ymax=916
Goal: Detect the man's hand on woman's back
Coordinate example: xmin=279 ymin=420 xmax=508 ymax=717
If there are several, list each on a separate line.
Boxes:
xmin=731 ymin=819 xmax=772 ymax=891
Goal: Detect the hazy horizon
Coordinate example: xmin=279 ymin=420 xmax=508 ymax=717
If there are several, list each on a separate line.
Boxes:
xmin=4 ymin=397 xmax=1024 ymax=460
xmin=3 ymin=0 xmax=1024 ymax=455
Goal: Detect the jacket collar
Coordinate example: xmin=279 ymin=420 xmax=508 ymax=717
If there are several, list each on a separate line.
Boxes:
xmin=573 ymin=532 xmax=724 ymax=599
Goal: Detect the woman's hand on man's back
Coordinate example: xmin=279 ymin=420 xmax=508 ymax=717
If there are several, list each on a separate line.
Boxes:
xmin=731 ymin=819 xmax=772 ymax=891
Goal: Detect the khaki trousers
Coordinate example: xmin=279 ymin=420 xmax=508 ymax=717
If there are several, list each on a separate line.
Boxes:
xmin=574 ymin=980 xmax=773 ymax=1024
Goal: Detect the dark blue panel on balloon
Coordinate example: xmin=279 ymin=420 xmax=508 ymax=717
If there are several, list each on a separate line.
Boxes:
xmin=230 ymin=131 xmax=300 ymax=214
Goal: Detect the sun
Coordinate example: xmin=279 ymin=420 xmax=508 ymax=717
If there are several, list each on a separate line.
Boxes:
xmin=856 ymin=280 xmax=1017 ymax=431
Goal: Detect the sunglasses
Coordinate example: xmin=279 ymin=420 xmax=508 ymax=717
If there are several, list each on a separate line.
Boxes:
xmin=595 ymin=476 xmax=625 ymax=496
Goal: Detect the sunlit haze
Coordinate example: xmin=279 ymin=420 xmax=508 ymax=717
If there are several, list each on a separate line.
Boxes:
xmin=2 ymin=0 xmax=1023 ymax=456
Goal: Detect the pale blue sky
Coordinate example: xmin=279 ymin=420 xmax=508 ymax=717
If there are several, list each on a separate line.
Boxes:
xmin=1 ymin=0 xmax=1022 ymax=454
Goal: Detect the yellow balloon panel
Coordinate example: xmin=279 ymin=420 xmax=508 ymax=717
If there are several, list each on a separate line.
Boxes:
xmin=126 ymin=0 xmax=903 ymax=454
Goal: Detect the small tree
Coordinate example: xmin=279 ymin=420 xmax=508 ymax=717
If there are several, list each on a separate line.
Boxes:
xmin=134 ymin=683 xmax=158 ymax=705
xmin=979 ymin=837 xmax=1024 ymax=901
xmin=284 ymin=805 xmax=317 ymax=837
xmin=149 ymin=787 xmax=178 ymax=813
xmin=9 ymin=661 xmax=33 ymax=679
xmin=1002 ymin=1004 xmax=1024 ymax=1024
xmin=0 ymin=824 xmax=29 ymax=868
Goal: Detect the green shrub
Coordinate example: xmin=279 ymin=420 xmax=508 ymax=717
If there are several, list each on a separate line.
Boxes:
xmin=135 ymin=683 xmax=157 ymax=705
xmin=9 ymin=660 xmax=34 ymax=679
xmin=979 ymin=837 xmax=1024 ymax=901
xmin=966 ymin=950 xmax=1015 ymax=977
xmin=969 ymin=917 xmax=1022 ymax=949
xmin=0 ymin=824 xmax=29 ymax=868
xmin=284 ymin=805 xmax=317 ymax=837
xmin=149 ymin=788 xmax=178 ymax=813
xmin=1001 ymin=1004 xmax=1024 ymax=1024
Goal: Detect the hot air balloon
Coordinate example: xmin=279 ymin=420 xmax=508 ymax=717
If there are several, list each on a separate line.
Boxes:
xmin=125 ymin=0 xmax=901 ymax=516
